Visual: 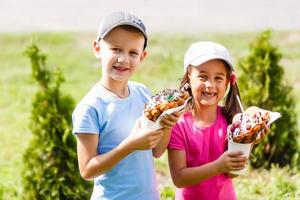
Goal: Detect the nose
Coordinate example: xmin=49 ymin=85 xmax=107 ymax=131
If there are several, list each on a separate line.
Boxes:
xmin=205 ymin=79 xmax=214 ymax=88
xmin=117 ymin=53 xmax=129 ymax=64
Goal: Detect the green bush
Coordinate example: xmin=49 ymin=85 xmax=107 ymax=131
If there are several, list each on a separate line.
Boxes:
xmin=0 ymin=183 xmax=18 ymax=200
xmin=160 ymin=186 xmax=175 ymax=200
xmin=22 ymin=41 xmax=92 ymax=199
xmin=238 ymin=30 xmax=300 ymax=169
xmin=234 ymin=166 xmax=300 ymax=199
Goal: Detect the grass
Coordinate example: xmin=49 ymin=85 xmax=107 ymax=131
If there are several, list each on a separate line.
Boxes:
xmin=0 ymin=31 xmax=300 ymax=199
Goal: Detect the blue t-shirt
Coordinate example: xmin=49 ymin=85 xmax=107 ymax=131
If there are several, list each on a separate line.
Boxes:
xmin=72 ymin=81 xmax=159 ymax=200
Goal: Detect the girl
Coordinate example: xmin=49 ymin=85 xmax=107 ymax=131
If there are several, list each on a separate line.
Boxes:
xmin=167 ymin=41 xmax=267 ymax=200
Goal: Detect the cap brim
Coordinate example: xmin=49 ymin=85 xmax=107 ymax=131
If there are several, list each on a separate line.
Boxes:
xmin=98 ymin=22 xmax=148 ymax=41
xmin=189 ymin=55 xmax=234 ymax=71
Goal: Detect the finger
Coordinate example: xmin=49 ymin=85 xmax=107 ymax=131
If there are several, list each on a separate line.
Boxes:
xmin=152 ymin=133 xmax=164 ymax=141
xmin=231 ymin=164 xmax=246 ymax=171
xmin=160 ymin=118 xmax=174 ymax=127
xmin=227 ymin=151 xmax=244 ymax=157
xmin=163 ymin=113 xmax=178 ymax=122
xmin=263 ymin=126 xmax=270 ymax=135
xmin=151 ymin=129 xmax=165 ymax=136
xmin=172 ymin=111 xmax=182 ymax=118
xmin=258 ymin=131 xmax=265 ymax=140
xmin=230 ymin=156 xmax=248 ymax=163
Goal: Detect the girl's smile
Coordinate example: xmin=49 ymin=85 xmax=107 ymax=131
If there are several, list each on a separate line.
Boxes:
xmin=188 ymin=59 xmax=229 ymax=108
xmin=201 ymin=91 xmax=217 ymax=97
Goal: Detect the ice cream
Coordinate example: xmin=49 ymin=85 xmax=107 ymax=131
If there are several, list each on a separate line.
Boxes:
xmin=227 ymin=106 xmax=271 ymax=144
xmin=144 ymin=88 xmax=189 ymax=122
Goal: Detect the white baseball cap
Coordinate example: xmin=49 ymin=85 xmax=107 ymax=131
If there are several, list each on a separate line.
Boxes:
xmin=184 ymin=41 xmax=234 ymax=72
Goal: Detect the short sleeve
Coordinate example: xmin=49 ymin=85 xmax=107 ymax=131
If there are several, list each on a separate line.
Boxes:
xmin=168 ymin=124 xmax=186 ymax=150
xmin=72 ymin=104 xmax=100 ymax=135
xmin=137 ymin=83 xmax=152 ymax=102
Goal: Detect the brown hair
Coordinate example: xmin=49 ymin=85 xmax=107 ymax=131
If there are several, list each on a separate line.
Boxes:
xmin=117 ymin=25 xmax=147 ymax=50
xmin=179 ymin=60 xmax=242 ymax=124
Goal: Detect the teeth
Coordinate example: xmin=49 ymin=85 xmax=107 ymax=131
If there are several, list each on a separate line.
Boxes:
xmin=202 ymin=92 xmax=215 ymax=96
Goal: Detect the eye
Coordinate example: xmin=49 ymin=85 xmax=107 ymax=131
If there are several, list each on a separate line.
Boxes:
xmin=198 ymin=74 xmax=207 ymax=80
xmin=111 ymin=48 xmax=121 ymax=53
xmin=215 ymin=76 xmax=225 ymax=81
xmin=129 ymin=51 xmax=139 ymax=56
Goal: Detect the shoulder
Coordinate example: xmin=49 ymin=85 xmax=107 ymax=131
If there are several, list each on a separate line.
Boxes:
xmin=128 ymin=81 xmax=151 ymax=100
xmin=168 ymin=112 xmax=193 ymax=149
xmin=129 ymin=81 xmax=149 ymax=92
xmin=217 ymin=106 xmax=229 ymax=126
xmin=173 ymin=111 xmax=193 ymax=130
xmin=77 ymin=82 xmax=106 ymax=107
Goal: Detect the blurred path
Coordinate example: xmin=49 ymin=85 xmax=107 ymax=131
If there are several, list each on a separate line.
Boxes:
xmin=0 ymin=0 xmax=300 ymax=33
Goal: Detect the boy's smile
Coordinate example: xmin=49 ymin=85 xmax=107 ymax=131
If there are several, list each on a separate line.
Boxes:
xmin=96 ymin=27 xmax=147 ymax=83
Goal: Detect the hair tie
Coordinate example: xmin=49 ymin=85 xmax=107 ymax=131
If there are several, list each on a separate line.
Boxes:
xmin=230 ymin=72 xmax=237 ymax=85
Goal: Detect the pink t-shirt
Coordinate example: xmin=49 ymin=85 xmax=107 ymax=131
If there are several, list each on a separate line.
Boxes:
xmin=168 ymin=107 xmax=237 ymax=200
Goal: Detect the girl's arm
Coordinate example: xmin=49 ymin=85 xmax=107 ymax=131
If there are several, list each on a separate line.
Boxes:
xmin=152 ymin=129 xmax=172 ymax=158
xmin=152 ymin=111 xmax=182 ymax=158
xmin=77 ymin=120 xmax=164 ymax=180
xmin=168 ymin=149 xmax=247 ymax=188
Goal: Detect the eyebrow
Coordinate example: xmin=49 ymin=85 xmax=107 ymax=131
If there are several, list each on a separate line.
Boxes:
xmin=215 ymin=72 xmax=226 ymax=76
xmin=198 ymin=71 xmax=226 ymax=76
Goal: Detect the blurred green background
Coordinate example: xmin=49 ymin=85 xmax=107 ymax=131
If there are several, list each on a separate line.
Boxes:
xmin=0 ymin=31 xmax=299 ymax=199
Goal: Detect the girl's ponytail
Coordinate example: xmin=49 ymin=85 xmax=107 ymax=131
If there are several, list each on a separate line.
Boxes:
xmin=222 ymin=83 xmax=242 ymax=124
xmin=180 ymin=71 xmax=194 ymax=111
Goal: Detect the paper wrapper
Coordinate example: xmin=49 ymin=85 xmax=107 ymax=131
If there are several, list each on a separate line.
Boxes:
xmin=227 ymin=108 xmax=281 ymax=175
xmin=255 ymin=109 xmax=281 ymax=139
xmin=228 ymin=140 xmax=252 ymax=175
xmin=141 ymin=97 xmax=191 ymax=130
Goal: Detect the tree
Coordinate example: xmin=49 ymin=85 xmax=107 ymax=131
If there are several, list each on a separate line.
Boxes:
xmin=238 ymin=30 xmax=299 ymax=169
xmin=22 ymin=41 xmax=92 ymax=199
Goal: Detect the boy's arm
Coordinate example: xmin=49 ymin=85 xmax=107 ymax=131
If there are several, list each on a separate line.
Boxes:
xmin=77 ymin=133 xmax=133 ymax=180
xmin=77 ymin=119 xmax=164 ymax=180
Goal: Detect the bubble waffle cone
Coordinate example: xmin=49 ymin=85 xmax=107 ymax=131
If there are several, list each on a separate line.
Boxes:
xmin=141 ymin=87 xmax=190 ymax=130
xmin=227 ymin=106 xmax=280 ymax=144
xmin=144 ymin=89 xmax=190 ymax=122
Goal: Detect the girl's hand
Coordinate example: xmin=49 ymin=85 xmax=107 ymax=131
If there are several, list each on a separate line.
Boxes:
xmin=214 ymin=151 xmax=248 ymax=173
xmin=160 ymin=111 xmax=182 ymax=130
xmin=126 ymin=118 xmax=164 ymax=151
xmin=252 ymin=124 xmax=270 ymax=145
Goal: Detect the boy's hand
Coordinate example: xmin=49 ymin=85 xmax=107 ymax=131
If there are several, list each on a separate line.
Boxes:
xmin=126 ymin=118 xmax=164 ymax=151
xmin=159 ymin=111 xmax=182 ymax=130
xmin=214 ymin=151 xmax=248 ymax=173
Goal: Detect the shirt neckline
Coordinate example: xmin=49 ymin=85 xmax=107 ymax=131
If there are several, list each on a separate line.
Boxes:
xmin=96 ymin=81 xmax=133 ymax=103
xmin=191 ymin=107 xmax=221 ymax=130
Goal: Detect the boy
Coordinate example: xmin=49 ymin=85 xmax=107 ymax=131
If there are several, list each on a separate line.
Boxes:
xmin=72 ymin=11 xmax=180 ymax=200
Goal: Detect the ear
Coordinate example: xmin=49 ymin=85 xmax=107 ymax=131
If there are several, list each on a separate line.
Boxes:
xmin=187 ymin=67 xmax=192 ymax=79
xmin=139 ymin=50 xmax=148 ymax=62
xmin=226 ymin=79 xmax=230 ymax=90
xmin=93 ymin=40 xmax=101 ymax=59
